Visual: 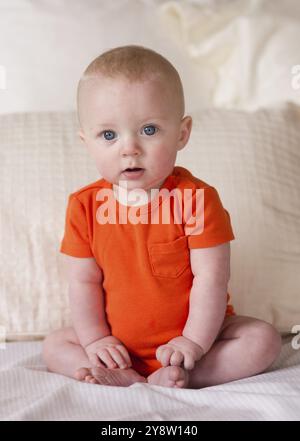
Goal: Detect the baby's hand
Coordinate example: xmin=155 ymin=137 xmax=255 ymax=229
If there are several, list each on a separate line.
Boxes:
xmin=156 ymin=336 xmax=204 ymax=370
xmin=84 ymin=335 xmax=132 ymax=369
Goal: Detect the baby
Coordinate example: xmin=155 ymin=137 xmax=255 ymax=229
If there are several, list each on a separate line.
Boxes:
xmin=42 ymin=45 xmax=281 ymax=389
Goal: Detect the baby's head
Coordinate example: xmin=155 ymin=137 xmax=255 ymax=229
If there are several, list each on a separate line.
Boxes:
xmin=77 ymin=45 xmax=192 ymax=192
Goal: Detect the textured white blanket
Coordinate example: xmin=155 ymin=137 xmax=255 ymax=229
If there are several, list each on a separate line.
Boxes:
xmin=0 ymin=335 xmax=299 ymax=421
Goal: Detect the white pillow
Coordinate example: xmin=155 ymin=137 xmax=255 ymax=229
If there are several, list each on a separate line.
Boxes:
xmin=159 ymin=0 xmax=300 ymax=109
xmin=1 ymin=0 xmax=300 ymax=116
xmin=0 ymin=0 xmax=212 ymax=114
xmin=0 ymin=104 xmax=299 ymax=340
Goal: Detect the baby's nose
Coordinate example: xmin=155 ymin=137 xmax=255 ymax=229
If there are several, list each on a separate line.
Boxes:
xmin=120 ymin=140 xmax=141 ymax=156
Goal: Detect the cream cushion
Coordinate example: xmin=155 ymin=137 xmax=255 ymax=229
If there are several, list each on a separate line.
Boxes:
xmin=0 ymin=112 xmax=98 ymax=340
xmin=0 ymin=104 xmax=299 ymax=339
xmin=181 ymin=103 xmax=300 ymax=334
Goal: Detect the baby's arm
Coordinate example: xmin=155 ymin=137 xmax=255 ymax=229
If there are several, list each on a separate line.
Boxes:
xmin=182 ymin=242 xmax=230 ymax=352
xmin=156 ymin=242 xmax=230 ymax=369
xmin=62 ymin=255 xmax=132 ymax=369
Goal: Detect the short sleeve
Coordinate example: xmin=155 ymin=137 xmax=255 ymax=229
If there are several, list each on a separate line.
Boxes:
xmin=184 ymin=186 xmax=235 ymax=249
xmin=59 ymin=194 xmax=94 ymax=257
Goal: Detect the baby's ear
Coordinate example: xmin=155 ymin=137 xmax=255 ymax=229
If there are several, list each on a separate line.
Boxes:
xmin=177 ymin=115 xmax=193 ymax=151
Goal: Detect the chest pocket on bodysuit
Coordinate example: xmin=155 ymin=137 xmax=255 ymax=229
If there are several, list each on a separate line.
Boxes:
xmin=147 ymin=235 xmax=190 ymax=278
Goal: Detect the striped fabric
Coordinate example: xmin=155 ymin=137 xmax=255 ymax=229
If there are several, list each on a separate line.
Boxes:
xmin=0 ymin=335 xmax=299 ymax=420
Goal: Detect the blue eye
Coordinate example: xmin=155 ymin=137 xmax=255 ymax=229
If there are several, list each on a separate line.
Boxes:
xmin=143 ymin=125 xmax=157 ymax=136
xmin=102 ymin=130 xmax=115 ymax=140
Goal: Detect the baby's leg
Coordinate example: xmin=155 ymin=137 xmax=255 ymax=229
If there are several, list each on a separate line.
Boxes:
xmin=187 ymin=315 xmax=282 ymax=389
xmin=42 ymin=327 xmax=146 ymax=386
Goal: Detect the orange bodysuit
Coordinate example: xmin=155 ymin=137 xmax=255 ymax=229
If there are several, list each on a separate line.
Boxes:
xmin=60 ymin=166 xmax=236 ymax=377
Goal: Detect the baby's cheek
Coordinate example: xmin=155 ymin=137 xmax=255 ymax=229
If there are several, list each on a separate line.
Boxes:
xmin=152 ymin=146 xmax=176 ymax=168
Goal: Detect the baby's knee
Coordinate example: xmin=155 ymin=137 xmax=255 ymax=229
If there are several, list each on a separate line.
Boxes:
xmin=42 ymin=327 xmax=74 ymax=361
xmin=247 ymin=321 xmax=282 ymax=364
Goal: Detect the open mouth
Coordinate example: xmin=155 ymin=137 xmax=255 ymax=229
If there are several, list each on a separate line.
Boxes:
xmin=123 ymin=167 xmax=144 ymax=172
xmin=122 ymin=167 xmax=145 ymax=179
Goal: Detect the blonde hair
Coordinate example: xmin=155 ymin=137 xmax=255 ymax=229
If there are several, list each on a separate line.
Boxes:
xmin=77 ymin=45 xmax=185 ymax=126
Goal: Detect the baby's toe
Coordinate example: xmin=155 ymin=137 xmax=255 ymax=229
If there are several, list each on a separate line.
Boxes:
xmin=169 ymin=366 xmax=189 ymax=388
xmin=85 ymin=374 xmax=95 ymax=382
xmin=86 ymin=376 xmax=98 ymax=384
xmin=74 ymin=367 xmax=92 ymax=381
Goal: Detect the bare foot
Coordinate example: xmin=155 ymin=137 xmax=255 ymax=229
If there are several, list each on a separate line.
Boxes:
xmin=147 ymin=366 xmax=189 ymax=388
xmin=74 ymin=366 xmax=147 ymax=387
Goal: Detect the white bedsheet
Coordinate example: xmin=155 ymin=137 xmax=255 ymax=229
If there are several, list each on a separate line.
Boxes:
xmin=0 ymin=335 xmax=299 ymax=421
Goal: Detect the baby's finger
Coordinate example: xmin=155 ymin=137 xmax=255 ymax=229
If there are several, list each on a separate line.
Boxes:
xmin=116 ymin=345 xmax=132 ymax=367
xmin=107 ymin=347 xmax=129 ymax=369
xmin=159 ymin=347 xmax=173 ymax=367
xmin=87 ymin=352 xmax=106 ymax=368
xmin=96 ymin=348 xmax=118 ymax=369
xmin=156 ymin=345 xmax=168 ymax=361
xmin=183 ymin=352 xmax=195 ymax=370
xmin=170 ymin=350 xmax=184 ymax=367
